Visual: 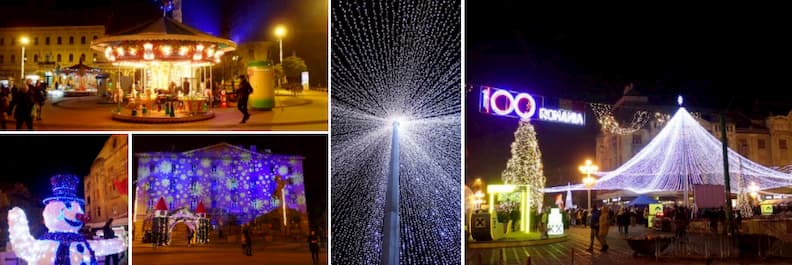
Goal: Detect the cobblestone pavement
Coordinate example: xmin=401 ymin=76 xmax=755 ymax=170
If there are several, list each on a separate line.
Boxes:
xmin=467 ymin=226 xmax=792 ymax=265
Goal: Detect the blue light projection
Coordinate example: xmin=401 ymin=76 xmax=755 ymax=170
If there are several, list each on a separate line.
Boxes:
xmin=136 ymin=144 xmax=307 ymax=224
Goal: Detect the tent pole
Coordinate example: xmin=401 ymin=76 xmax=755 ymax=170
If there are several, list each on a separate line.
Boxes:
xmin=720 ymin=115 xmax=734 ymax=236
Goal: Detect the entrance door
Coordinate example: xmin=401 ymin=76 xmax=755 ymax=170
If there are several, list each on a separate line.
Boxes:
xmin=170 ymin=222 xmax=191 ymax=246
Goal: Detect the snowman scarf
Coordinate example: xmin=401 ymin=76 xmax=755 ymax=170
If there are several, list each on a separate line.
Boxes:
xmin=40 ymin=232 xmax=98 ymax=265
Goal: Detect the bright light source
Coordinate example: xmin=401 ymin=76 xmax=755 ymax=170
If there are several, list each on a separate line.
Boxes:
xmin=487 ymin=184 xmax=516 ymax=193
xmin=20 ymin=36 xmax=29 ymax=45
xmin=274 ymin=25 xmax=287 ymax=38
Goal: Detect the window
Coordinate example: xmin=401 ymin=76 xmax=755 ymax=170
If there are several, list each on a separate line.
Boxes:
xmin=87 ymin=196 xmax=91 ymax=204
xmin=758 ymin=139 xmax=766 ymax=149
xmin=93 ymin=53 xmax=97 ymax=61
xmin=10 ymin=55 xmax=15 ymax=63
xmin=33 ymin=54 xmax=38 ymax=62
xmin=81 ymin=36 xmax=86 ymax=44
xmin=0 ymin=38 xmax=4 ymax=45
xmin=781 ymin=140 xmax=788 ymax=150
xmin=69 ymin=54 xmax=73 ymax=62
xmin=57 ymin=36 xmax=61 ymax=45
xmin=93 ymin=35 xmax=98 ymax=40
xmin=80 ymin=54 xmax=85 ymax=63
xmin=57 ymin=54 xmax=61 ymax=62
xmin=97 ymin=207 xmax=101 ymax=217
xmin=10 ymin=38 xmax=14 ymax=46
xmin=0 ymin=55 xmax=4 ymax=64
xmin=69 ymin=36 xmax=74 ymax=44
xmin=34 ymin=37 xmax=38 ymax=45
xmin=45 ymin=37 xmax=50 ymax=45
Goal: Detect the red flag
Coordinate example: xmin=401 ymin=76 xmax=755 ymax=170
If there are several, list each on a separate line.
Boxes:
xmin=113 ymin=177 xmax=128 ymax=195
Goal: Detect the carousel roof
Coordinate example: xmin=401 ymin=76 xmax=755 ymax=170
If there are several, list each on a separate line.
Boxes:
xmin=61 ymin=63 xmax=100 ymax=73
xmin=545 ymin=107 xmax=792 ymax=194
xmin=91 ymin=16 xmax=236 ymax=51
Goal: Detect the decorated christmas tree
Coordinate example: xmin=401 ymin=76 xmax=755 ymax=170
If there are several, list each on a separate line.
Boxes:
xmin=501 ymin=120 xmax=546 ymax=211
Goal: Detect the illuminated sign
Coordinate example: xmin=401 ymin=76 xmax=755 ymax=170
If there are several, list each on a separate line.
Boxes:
xmin=479 ymin=86 xmax=585 ymax=125
xmin=648 ymin=203 xmax=663 ymax=228
xmin=547 ymin=208 xmax=564 ymax=235
xmin=761 ymin=204 xmax=773 ymax=216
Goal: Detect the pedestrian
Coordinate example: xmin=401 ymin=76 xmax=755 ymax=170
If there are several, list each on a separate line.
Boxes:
xmin=242 ymin=224 xmax=252 ymax=256
xmin=674 ymin=205 xmax=689 ymax=242
xmin=586 ymin=206 xmax=603 ymax=252
xmin=540 ymin=207 xmax=549 ymax=239
xmin=33 ymin=81 xmax=46 ymax=120
xmin=308 ymin=229 xmax=320 ymax=265
xmin=598 ymin=205 xmax=611 ymax=252
xmin=236 ymin=75 xmax=253 ymax=123
xmin=7 ymin=79 xmax=35 ymax=130
xmin=0 ymin=82 xmax=10 ymax=130
xmin=187 ymin=229 xmax=193 ymax=247
xmin=102 ymin=218 xmax=120 ymax=265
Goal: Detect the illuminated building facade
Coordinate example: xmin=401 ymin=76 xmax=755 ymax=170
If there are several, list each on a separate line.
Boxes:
xmin=84 ymin=135 xmax=129 ymax=227
xmin=133 ymin=143 xmax=308 ymax=239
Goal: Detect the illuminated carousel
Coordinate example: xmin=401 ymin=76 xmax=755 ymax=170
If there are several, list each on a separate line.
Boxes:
xmin=91 ymin=16 xmax=236 ymax=123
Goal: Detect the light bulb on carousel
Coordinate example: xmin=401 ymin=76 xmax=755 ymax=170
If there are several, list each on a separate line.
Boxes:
xmin=7 ymin=174 xmax=126 ymax=265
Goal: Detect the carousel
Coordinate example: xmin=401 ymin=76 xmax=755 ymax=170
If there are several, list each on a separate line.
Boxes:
xmin=58 ymin=62 xmax=102 ymax=97
xmin=91 ymin=15 xmax=236 ymax=123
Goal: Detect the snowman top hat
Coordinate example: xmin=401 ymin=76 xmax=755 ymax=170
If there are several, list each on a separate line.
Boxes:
xmin=42 ymin=174 xmax=85 ymax=206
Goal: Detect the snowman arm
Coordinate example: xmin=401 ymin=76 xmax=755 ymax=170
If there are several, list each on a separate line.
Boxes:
xmin=7 ymin=207 xmax=50 ymax=261
xmin=88 ymin=237 xmax=126 ymax=256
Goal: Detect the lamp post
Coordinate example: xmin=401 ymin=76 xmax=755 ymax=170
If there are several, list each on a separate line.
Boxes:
xmin=579 ymin=159 xmax=599 ymax=210
xmin=274 ymin=25 xmax=286 ymax=64
xmin=20 ymin=36 xmax=29 ymax=79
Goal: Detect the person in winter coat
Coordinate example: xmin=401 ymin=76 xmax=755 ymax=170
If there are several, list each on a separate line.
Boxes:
xmin=308 ymin=229 xmax=321 ymax=265
xmin=236 ymin=75 xmax=253 ymax=123
xmin=586 ymin=206 xmax=604 ymax=252
xmin=102 ymin=218 xmax=120 ymax=265
xmin=7 ymin=79 xmax=35 ymax=130
xmin=597 ymin=206 xmax=611 ymax=252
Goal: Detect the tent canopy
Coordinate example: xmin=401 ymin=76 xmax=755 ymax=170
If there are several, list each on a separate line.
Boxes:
xmin=626 ymin=194 xmax=658 ymax=206
xmin=546 ymin=107 xmax=792 ymax=194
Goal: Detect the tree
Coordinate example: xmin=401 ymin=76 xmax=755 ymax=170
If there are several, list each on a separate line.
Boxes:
xmin=501 ymin=120 xmax=546 ymax=211
xmin=281 ymin=55 xmax=307 ymax=83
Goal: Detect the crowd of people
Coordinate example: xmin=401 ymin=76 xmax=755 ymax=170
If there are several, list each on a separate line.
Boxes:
xmin=0 ymin=77 xmax=47 ymax=130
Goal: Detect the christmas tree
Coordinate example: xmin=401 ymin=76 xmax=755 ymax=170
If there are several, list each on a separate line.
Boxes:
xmin=501 ymin=120 xmax=546 ymax=211
xmin=735 ymin=169 xmax=754 ymax=218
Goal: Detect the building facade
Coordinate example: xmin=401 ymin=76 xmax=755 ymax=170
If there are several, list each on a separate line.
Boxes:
xmin=133 ymin=143 xmax=308 ymax=239
xmin=84 ymin=135 xmax=129 ymax=227
xmin=0 ymin=25 xmax=105 ymax=82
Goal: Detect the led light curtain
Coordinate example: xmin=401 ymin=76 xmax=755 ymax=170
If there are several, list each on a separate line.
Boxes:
xmin=546 ymin=108 xmax=792 ymax=194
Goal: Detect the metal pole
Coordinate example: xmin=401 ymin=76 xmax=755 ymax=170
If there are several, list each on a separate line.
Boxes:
xmin=381 ymin=120 xmax=400 ymax=265
xmin=21 ymin=46 xmax=26 ymax=79
xmin=279 ymin=38 xmax=283 ymax=63
xmin=720 ymin=115 xmax=734 ymax=235
xmin=587 ymin=187 xmax=591 ymax=211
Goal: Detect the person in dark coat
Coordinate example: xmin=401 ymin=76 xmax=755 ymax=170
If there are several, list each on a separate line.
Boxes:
xmin=308 ymin=229 xmax=320 ymax=265
xmin=236 ymin=75 xmax=253 ymax=123
xmin=102 ymin=218 xmax=120 ymax=265
xmin=242 ymin=224 xmax=252 ymax=256
xmin=7 ymin=79 xmax=35 ymax=130
xmin=0 ymin=82 xmax=10 ymax=130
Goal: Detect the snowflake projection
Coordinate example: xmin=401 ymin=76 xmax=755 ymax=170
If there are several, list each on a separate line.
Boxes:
xmin=157 ymin=161 xmax=173 ymax=174
xmin=278 ymin=166 xmax=289 ymax=175
xmin=331 ymin=0 xmax=461 ymax=263
xmin=136 ymin=144 xmax=309 ymax=224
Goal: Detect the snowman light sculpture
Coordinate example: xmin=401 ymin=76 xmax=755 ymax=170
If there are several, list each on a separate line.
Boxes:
xmin=7 ymin=174 xmax=126 ymax=265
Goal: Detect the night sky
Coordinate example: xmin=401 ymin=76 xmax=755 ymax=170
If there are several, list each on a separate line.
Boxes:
xmin=466 ymin=4 xmax=792 ymax=188
xmin=0 ymin=135 xmax=110 ymax=200
xmin=132 ymin=135 xmax=328 ymax=226
xmin=0 ymin=0 xmax=327 ymax=86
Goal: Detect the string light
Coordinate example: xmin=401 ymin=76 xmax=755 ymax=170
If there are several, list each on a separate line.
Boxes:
xmin=546 ymin=107 xmax=792 ymax=194
xmin=590 ymin=103 xmax=651 ymax=135
xmin=7 ymin=175 xmax=126 ymax=265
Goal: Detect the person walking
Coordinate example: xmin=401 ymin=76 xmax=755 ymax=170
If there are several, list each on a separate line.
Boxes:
xmin=598 ymin=205 xmax=611 ymax=252
xmin=308 ymin=229 xmax=320 ymax=265
xmin=586 ymin=206 xmax=602 ymax=252
xmin=7 ymin=79 xmax=35 ymax=130
xmin=0 ymin=83 xmax=10 ymax=130
xmin=242 ymin=224 xmax=252 ymax=256
xmin=236 ymin=75 xmax=253 ymax=123
xmin=33 ymin=81 xmax=46 ymax=120
xmin=102 ymin=218 xmax=120 ymax=265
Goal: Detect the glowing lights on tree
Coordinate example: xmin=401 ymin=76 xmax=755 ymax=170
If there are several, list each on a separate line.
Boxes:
xmin=546 ymin=107 xmax=792 ymax=194
xmin=501 ymin=120 xmax=545 ymax=211
xmin=7 ymin=174 xmax=126 ymax=265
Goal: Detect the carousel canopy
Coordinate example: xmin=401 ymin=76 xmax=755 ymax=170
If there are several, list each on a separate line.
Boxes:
xmin=546 ymin=107 xmax=792 ymax=194
xmin=91 ymin=16 xmax=236 ymax=65
xmin=60 ymin=63 xmax=101 ymax=74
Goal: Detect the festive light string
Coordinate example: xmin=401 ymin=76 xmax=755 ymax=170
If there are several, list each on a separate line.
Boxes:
xmin=590 ymin=103 xmax=652 ymax=135
xmin=331 ymin=0 xmax=461 ymax=263
xmin=546 ymin=107 xmax=792 ymax=194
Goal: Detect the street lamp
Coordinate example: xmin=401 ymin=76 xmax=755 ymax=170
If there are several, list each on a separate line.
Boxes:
xmin=20 ymin=36 xmax=29 ymax=79
xmin=579 ymin=159 xmax=599 ymax=211
xmin=274 ymin=25 xmax=286 ymax=64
